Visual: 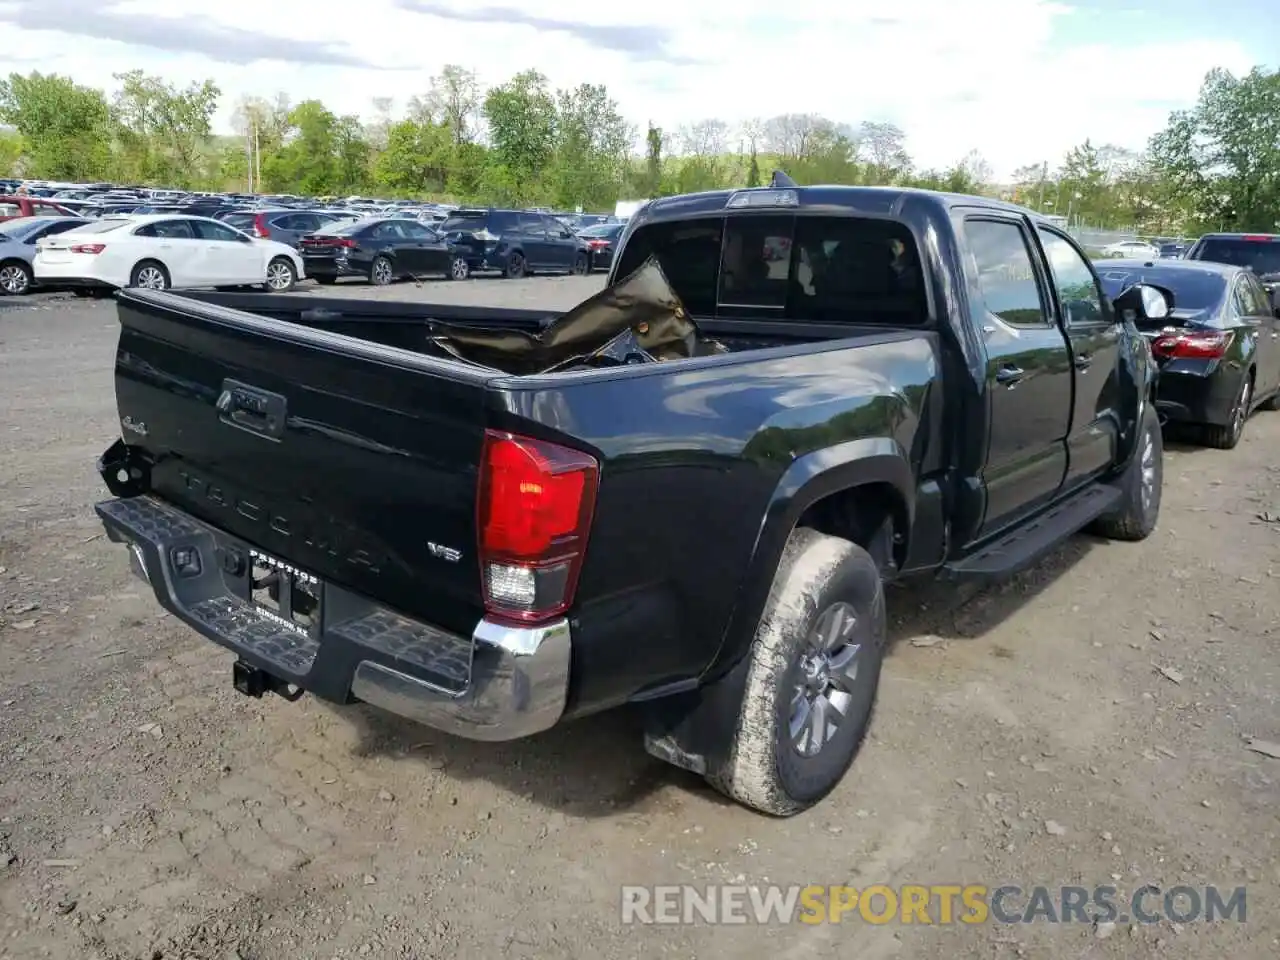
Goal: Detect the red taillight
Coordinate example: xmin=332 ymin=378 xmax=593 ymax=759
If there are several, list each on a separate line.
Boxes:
xmin=252 ymin=213 xmax=269 ymax=238
xmin=1241 ymin=235 xmax=1275 ymax=242
xmin=587 ymin=239 xmax=608 ymax=249
xmin=70 ymin=243 xmax=105 ymax=254
xmin=1151 ymin=330 xmax=1233 ymax=359
xmin=477 ymin=430 xmax=598 ymax=623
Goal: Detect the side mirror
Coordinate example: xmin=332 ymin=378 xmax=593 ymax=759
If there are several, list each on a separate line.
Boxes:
xmin=1113 ymin=282 xmax=1172 ymax=323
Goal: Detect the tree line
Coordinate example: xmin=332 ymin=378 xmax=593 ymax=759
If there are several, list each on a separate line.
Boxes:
xmin=0 ymin=63 xmax=1276 ymax=233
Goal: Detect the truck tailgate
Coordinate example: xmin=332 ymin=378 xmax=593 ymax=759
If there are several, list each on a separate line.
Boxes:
xmin=112 ymin=290 xmax=493 ymax=637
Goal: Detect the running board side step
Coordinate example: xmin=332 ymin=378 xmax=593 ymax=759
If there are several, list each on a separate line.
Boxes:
xmin=941 ymin=483 xmax=1123 ymax=581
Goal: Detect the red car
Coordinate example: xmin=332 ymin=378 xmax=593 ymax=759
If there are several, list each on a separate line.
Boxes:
xmin=0 ymin=196 xmax=74 ymax=221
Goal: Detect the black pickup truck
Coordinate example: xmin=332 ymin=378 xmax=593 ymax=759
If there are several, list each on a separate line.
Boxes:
xmin=93 ymin=182 xmax=1172 ymax=816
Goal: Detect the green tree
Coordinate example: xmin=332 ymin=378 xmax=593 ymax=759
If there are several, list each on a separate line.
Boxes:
xmin=0 ymin=130 xmax=23 ymax=176
xmin=548 ymin=83 xmax=631 ymax=209
xmin=482 ymin=70 xmax=556 ymax=203
xmin=111 ymin=71 xmax=220 ymax=187
xmin=375 ymin=118 xmax=451 ymax=194
xmin=261 ymin=100 xmax=339 ymax=194
xmin=0 ymin=71 xmax=113 ymax=179
xmin=334 ymin=115 xmax=371 ymax=192
xmin=1149 ymin=66 xmax=1280 ymax=231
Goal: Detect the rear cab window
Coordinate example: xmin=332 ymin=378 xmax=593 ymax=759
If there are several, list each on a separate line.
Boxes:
xmin=613 ymin=214 xmax=927 ymax=324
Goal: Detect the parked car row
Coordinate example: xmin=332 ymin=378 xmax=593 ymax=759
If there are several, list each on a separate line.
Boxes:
xmin=0 ymin=205 xmax=626 ymax=298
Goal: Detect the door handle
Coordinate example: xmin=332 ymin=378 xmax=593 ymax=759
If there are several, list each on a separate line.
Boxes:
xmin=995 ymin=366 xmax=1024 ymax=385
xmin=1074 ymin=353 xmax=1093 ymax=370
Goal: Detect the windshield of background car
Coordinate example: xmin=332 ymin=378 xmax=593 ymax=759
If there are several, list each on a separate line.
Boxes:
xmin=0 ymin=219 xmax=47 ymax=241
xmin=1097 ymin=266 xmax=1227 ymax=320
xmin=579 ymin=224 xmax=621 ymax=238
xmin=613 ymin=214 xmax=926 ymax=324
xmin=1189 ymin=237 xmax=1280 ymax=276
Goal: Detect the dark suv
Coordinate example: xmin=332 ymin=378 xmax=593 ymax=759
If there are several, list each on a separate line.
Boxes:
xmin=438 ymin=208 xmax=591 ymax=278
xmin=1184 ymin=233 xmax=1280 ymax=308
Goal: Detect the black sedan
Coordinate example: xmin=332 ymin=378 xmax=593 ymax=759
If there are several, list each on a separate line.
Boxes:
xmin=577 ymin=222 xmax=625 ymax=271
xmin=299 ymin=216 xmax=470 ymax=285
xmin=1098 ymin=259 xmax=1280 ymax=448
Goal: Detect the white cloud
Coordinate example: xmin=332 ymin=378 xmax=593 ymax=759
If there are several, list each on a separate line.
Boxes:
xmin=0 ymin=0 xmax=1255 ymax=178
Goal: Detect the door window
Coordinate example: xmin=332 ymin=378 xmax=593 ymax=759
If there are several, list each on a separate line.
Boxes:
xmin=964 ymin=220 xmax=1049 ymax=327
xmin=135 ymin=219 xmax=195 ymax=239
xmin=1231 ymin=281 xmax=1252 ymax=318
xmin=371 ymin=221 xmax=408 ymax=241
xmin=400 ymin=221 xmax=434 ymax=239
xmin=191 ymin=219 xmax=245 ymax=242
xmin=1037 ymin=229 xmax=1106 ymax=325
xmin=518 ymin=213 xmax=546 ymax=235
xmin=0 ymin=203 xmax=21 ymax=217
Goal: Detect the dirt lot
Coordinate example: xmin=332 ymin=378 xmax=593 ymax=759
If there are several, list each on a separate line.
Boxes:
xmin=2 ymin=278 xmax=1279 ymax=960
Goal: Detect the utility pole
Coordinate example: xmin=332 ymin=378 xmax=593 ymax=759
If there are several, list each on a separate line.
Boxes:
xmin=1036 ymin=161 xmax=1048 ymax=209
xmin=253 ymin=118 xmax=261 ymax=195
xmin=245 ymin=122 xmax=254 ymax=193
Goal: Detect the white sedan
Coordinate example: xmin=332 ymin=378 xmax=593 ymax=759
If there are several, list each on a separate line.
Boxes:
xmin=33 ymin=214 xmax=304 ymax=293
xmin=1099 ymin=239 xmax=1160 ymax=260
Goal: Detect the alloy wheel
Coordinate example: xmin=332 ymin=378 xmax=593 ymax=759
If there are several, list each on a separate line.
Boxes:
xmin=790 ymin=601 xmax=863 ymax=758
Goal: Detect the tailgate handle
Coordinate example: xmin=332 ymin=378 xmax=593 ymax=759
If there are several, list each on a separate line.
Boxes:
xmin=216 ymin=380 xmax=287 ymax=441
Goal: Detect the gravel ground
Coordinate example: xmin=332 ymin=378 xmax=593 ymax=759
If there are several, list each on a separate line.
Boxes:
xmin=1 ymin=278 xmax=1279 ymax=960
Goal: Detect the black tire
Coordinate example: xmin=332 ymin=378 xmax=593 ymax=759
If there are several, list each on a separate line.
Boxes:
xmin=504 ymin=251 xmax=526 ymax=279
xmin=315 ymin=276 xmax=337 ymax=285
xmin=129 ymin=260 xmax=169 ymax=290
xmin=369 ymin=256 xmax=394 ymax=286
xmin=264 ymin=257 xmax=297 ymax=293
xmin=706 ymin=527 xmax=887 ymax=816
xmin=1091 ymin=403 xmax=1162 ymax=541
xmin=449 ymin=255 xmax=470 ymax=281
xmin=0 ymin=259 xmax=32 ymax=296
xmin=1258 ymin=388 xmax=1280 ymax=411
xmin=571 ymin=253 xmax=589 ymax=276
xmin=1201 ymin=372 xmax=1251 ymax=450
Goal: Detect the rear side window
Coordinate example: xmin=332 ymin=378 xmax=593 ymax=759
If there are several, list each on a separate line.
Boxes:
xmin=963 ymin=220 xmax=1048 ymax=327
xmin=614 ymin=214 xmax=927 ymax=323
xmin=223 ymin=213 xmax=256 ymax=231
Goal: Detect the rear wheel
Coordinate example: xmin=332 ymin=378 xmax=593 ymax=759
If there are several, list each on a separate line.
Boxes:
xmin=264 ymin=257 xmax=297 ymax=293
xmin=504 ymin=251 xmax=525 ymax=279
xmin=706 ymin=528 xmax=887 ymax=816
xmin=0 ymin=260 xmax=32 ymax=295
xmin=370 ymin=256 xmax=393 ymax=286
xmin=449 ymin=255 xmax=470 ymax=281
xmin=129 ymin=260 xmax=169 ymax=290
xmin=1202 ymin=373 xmax=1251 ymax=449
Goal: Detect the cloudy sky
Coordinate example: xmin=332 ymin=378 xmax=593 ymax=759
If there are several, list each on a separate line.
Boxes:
xmin=0 ymin=0 xmax=1266 ymax=177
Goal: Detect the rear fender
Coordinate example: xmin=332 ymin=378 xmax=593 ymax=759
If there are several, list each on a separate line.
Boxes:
xmin=706 ymin=437 xmax=914 ymax=679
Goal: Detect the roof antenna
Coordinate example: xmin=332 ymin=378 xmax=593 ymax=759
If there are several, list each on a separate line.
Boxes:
xmin=770 ymin=170 xmax=798 ymax=188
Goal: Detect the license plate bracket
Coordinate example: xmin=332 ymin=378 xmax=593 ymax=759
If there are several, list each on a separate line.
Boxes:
xmin=247 ymin=548 xmax=323 ymax=635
